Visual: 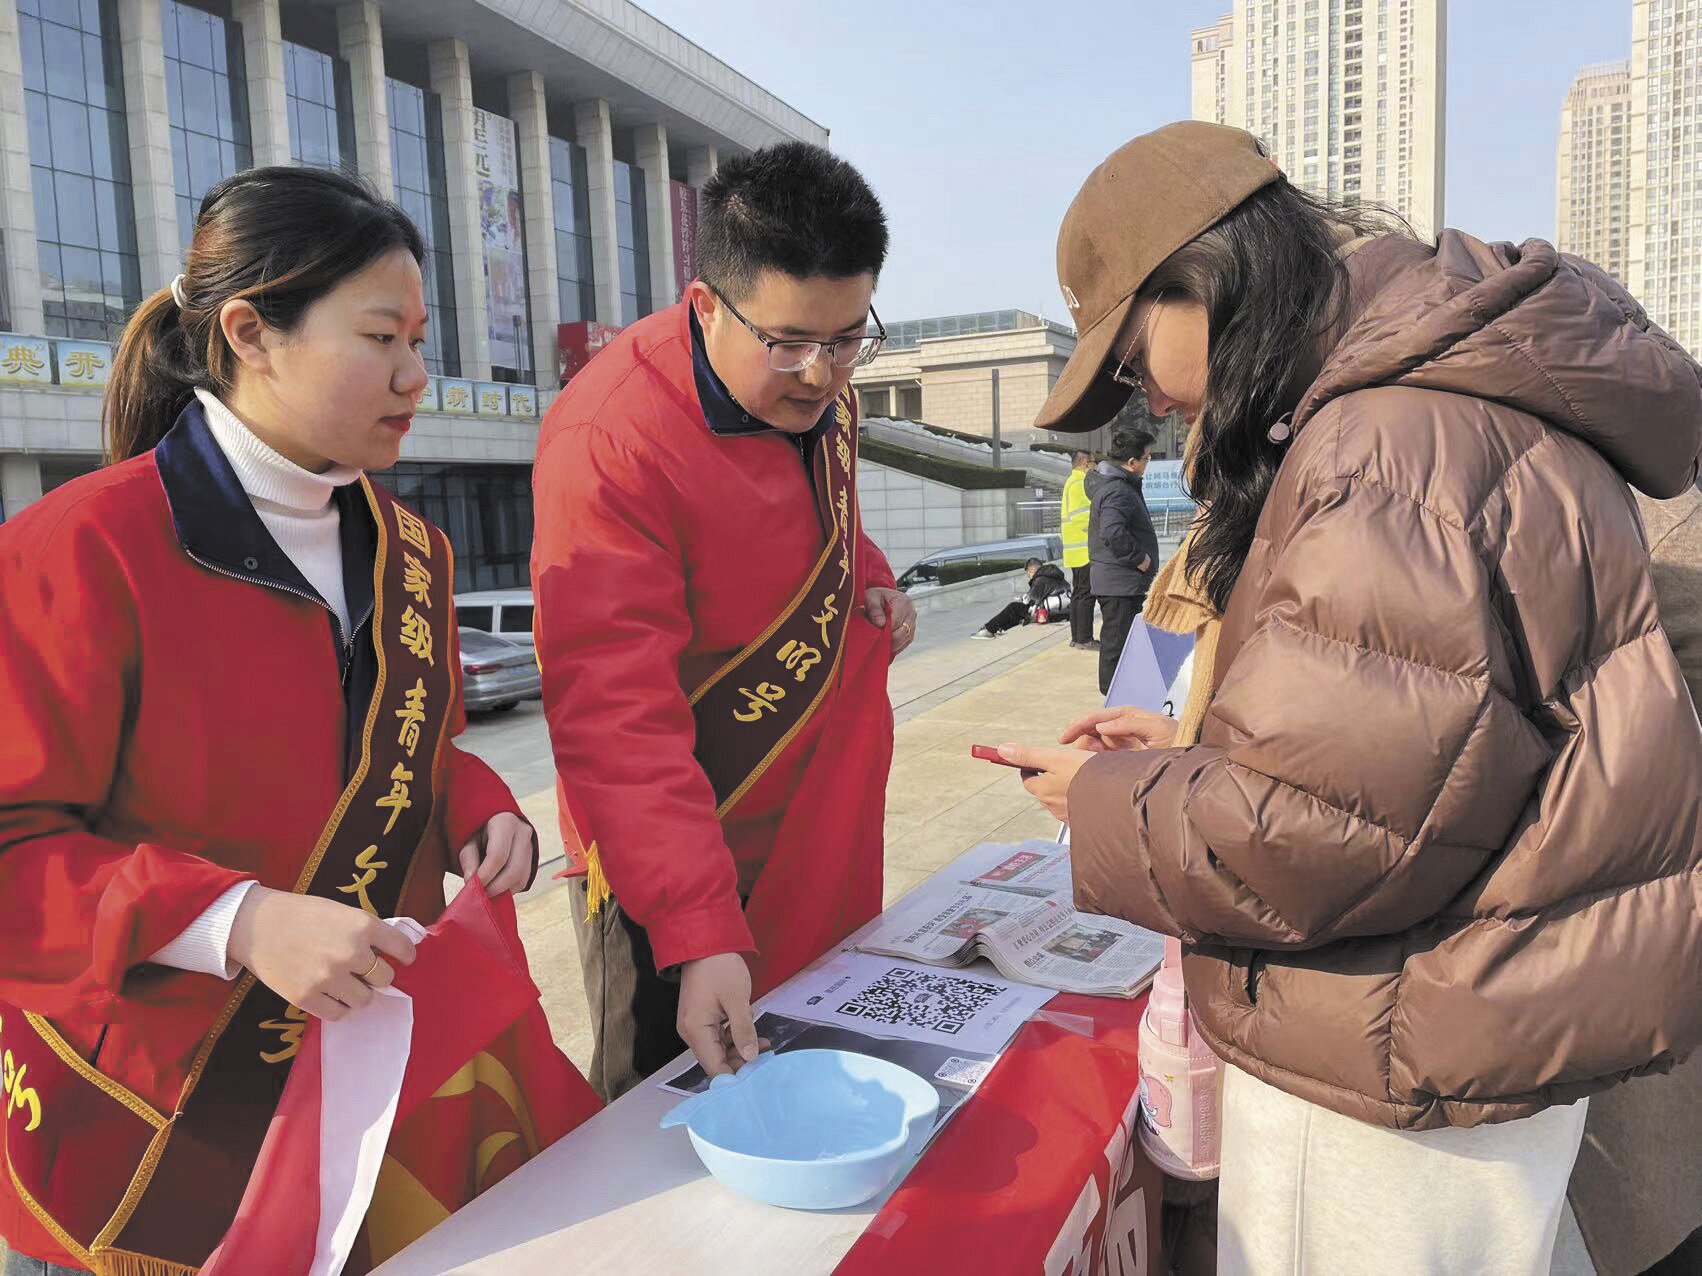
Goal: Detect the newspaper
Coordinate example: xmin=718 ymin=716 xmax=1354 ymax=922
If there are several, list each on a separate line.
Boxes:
xmin=855 ymin=841 xmax=1164 ymax=997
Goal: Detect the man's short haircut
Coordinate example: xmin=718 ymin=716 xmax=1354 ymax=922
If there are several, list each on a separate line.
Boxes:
xmin=1072 ymin=450 xmax=1094 ymax=465
xmin=1026 ymin=557 xmax=1044 ymax=569
xmin=697 ymin=142 xmax=889 ymax=302
xmin=1109 ymin=426 xmax=1156 ymax=463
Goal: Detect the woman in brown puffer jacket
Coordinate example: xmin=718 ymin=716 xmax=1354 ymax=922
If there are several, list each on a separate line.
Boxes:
xmin=1004 ymin=122 xmax=1702 ymax=1276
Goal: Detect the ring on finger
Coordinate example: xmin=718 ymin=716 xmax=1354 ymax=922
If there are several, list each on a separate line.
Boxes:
xmin=357 ymin=952 xmax=382 ymax=983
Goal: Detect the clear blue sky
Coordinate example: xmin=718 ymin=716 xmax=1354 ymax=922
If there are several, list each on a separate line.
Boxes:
xmin=636 ymin=0 xmax=1632 ymax=322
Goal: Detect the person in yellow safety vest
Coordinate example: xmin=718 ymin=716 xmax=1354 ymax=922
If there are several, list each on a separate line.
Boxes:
xmin=1060 ymin=449 xmax=1097 ymax=649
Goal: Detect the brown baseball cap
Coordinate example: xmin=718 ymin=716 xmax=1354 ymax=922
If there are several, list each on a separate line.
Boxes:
xmin=1035 ymin=121 xmax=1282 ymax=434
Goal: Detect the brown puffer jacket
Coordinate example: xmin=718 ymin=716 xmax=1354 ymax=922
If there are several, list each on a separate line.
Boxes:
xmin=1070 ymin=231 xmax=1702 ymax=1131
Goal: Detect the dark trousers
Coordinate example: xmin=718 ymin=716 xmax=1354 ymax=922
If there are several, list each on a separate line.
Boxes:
xmin=569 ymin=880 xmax=685 ymax=1102
xmin=1070 ymin=565 xmax=1095 ymax=643
xmin=984 ymin=600 xmax=1030 ymax=635
xmin=1097 ymin=594 xmax=1146 ymax=696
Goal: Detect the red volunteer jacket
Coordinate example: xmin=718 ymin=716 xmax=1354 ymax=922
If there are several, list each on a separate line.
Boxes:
xmin=0 ymin=430 xmax=518 ymax=1265
xmin=532 ymin=302 xmax=895 ymax=971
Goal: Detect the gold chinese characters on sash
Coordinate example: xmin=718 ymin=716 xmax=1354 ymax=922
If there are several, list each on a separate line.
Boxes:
xmin=689 ymin=391 xmax=862 ymax=816
xmin=0 ymin=480 xmax=457 ymax=1276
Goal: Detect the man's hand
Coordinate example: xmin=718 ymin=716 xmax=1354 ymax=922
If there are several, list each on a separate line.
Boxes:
xmin=997 ymin=743 xmax=1098 ymax=823
xmin=864 ymin=586 xmax=918 ymax=658
xmin=677 ymin=951 xmax=760 ymax=1078
xmin=1058 ymin=705 xmax=1179 ymax=753
xmin=457 ymin=812 xmax=536 ymax=896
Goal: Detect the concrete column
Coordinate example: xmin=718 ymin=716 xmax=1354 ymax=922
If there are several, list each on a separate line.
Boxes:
xmin=633 ymin=122 xmax=676 ymax=312
xmin=685 ymin=145 xmax=718 ymax=191
xmin=427 ymin=38 xmax=489 ymax=380
xmin=507 ymin=70 xmax=557 ymax=387
xmin=1 ymin=452 xmax=42 ymax=518
xmin=336 ymin=0 xmax=391 ymax=193
xmin=573 ymin=97 xmax=621 ymax=327
xmin=117 ymin=0 xmax=181 ymax=290
xmin=0 ymin=0 xmax=43 ymax=332
xmin=232 ymin=0 xmax=290 ymax=167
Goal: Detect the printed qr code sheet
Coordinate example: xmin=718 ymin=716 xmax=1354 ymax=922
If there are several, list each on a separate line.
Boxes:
xmin=837 ymin=966 xmax=1005 ymax=1036
xmin=763 ymin=951 xmax=1056 ymax=1056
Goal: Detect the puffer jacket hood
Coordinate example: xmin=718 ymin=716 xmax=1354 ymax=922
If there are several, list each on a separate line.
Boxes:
xmin=1069 ymin=231 xmax=1702 ymax=1131
xmin=1295 ymin=232 xmax=1702 ymax=498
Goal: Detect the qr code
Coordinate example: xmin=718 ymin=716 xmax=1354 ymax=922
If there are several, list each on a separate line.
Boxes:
xmin=838 ymin=966 xmax=1002 ymax=1036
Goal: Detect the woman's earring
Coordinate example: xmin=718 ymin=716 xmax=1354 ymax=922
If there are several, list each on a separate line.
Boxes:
xmin=1267 ymin=414 xmax=1293 ymax=445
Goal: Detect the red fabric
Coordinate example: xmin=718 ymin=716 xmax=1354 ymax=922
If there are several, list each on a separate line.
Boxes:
xmin=203 ymin=882 xmax=601 ymax=1276
xmin=532 ymin=302 xmax=895 ymax=973
xmin=835 ymin=994 xmax=1165 ymax=1276
xmin=0 ymin=461 xmax=520 ymax=1267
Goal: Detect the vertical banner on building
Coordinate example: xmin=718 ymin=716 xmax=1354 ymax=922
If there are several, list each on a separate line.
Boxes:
xmin=473 ymin=108 xmax=528 ymax=373
xmin=670 ymin=180 xmax=699 ymax=299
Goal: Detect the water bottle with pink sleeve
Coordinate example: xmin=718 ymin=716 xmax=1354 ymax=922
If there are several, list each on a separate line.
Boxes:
xmin=1136 ymin=936 xmax=1224 ymax=1179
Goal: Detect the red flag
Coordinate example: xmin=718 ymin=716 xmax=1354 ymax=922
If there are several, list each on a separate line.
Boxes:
xmin=204 ymin=883 xmax=600 ymax=1276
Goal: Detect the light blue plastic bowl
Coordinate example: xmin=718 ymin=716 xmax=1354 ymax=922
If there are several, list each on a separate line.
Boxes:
xmin=659 ymin=1049 xmax=941 ymax=1210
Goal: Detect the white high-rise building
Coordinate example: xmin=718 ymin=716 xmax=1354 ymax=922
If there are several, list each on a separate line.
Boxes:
xmin=1189 ymin=1 xmax=1447 ymax=238
xmin=1556 ymin=63 xmax=1632 ymax=288
xmin=1627 ymin=0 xmax=1702 ymax=356
xmin=1192 ymin=15 xmax=1235 ymax=126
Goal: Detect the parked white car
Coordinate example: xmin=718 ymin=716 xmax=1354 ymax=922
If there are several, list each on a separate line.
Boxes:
xmin=455 ymin=589 xmax=535 ymax=648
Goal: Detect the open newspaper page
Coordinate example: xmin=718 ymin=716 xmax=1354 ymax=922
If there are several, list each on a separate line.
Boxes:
xmin=858 ymin=841 xmax=1166 ymax=997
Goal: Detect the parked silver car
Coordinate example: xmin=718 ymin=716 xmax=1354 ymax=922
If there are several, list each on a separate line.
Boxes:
xmin=455 ymin=589 xmax=536 ymax=648
xmin=895 ymin=534 xmax=1065 ymax=593
xmin=458 ymin=627 xmax=541 ymax=712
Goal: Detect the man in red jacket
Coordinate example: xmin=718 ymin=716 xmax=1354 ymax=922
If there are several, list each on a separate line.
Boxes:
xmin=532 ymin=142 xmax=915 ymax=1099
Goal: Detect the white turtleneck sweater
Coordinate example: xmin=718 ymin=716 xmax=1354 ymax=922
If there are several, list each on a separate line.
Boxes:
xmin=149 ymin=389 xmax=366 ymax=978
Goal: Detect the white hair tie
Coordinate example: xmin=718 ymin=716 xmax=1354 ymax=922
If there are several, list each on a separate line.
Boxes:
xmin=169 ymin=273 xmax=188 ymax=309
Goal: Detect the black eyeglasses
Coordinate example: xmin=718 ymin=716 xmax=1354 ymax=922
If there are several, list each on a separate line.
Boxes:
xmin=711 ymin=285 xmax=887 ymax=373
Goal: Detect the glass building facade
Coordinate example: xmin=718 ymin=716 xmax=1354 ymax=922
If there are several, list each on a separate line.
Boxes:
xmin=613 ymin=159 xmax=649 ymax=326
xmin=163 ymin=1 xmax=253 ymax=253
xmin=18 ymin=0 xmax=139 ymax=340
xmin=549 ymin=136 xmax=596 ymax=325
xmin=372 ymin=463 xmax=533 ymax=592
xmin=284 ymin=41 xmax=355 ymax=170
xmin=387 ymin=78 xmax=459 ymax=376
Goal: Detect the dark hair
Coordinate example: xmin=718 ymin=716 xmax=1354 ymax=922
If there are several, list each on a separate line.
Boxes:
xmin=1144 ymin=179 xmax=1409 ymax=610
xmin=1072 ymin=450 xmax=1094 ymax=465
xmin=104 ymin=166 xmax=425 ymax=463
xmin=696 ymin=142 xmax=888 ymax=301
xmin=1026 ymin=557 xmax=1044 ymax=569
xmin=1109 ymin=425 xmax=1156 ymax=463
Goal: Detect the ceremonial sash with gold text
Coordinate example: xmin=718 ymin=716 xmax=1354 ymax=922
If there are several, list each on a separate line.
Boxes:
xmin=0 ymin=479 xmax=456 ymax=1276
xmin=688 ymin=392 xmax=863 ymax=816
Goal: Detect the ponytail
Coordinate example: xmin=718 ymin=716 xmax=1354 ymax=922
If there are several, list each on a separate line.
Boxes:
xmin=103 ymin=285 xmax=204 ymax=463
xmin=100 ymin=165 xmax=424 ymax=464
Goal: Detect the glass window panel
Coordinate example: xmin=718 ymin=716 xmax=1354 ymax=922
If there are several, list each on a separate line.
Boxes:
xmin=38 ymin=242 xmax=61 ymax=293
xmin=31 ymin=163 xmax=58 ymax=239
xmin=21 ymin=17 xmax=45 ymax=94
xmin=120 ymin=252 xmax=140 ymax=304
xmin=82 ymin=31 xmax=107 ymax=108
xmin=219 ymin=137 xmax=237 ymax=178
xmin=188 ymin=128 xmax=221 ymax=196
xmin=94 ymin=177 xmax=122 ymax=251
xmin=48 ymin=95 xmax=93 ymax=176
xmin=210 ymin=16 xmax=229 ymax=73
xmin=19 ymin=0 xmax=40 ymax=17
xmin=42 ymin=18 xmax=85 ymax=99
xmin=61 ymin=245 xmax=101 ymax=298
xmin=101 ymin=249 xmax=124 ymax=299
xmin=179 ymin=65 xmax=215 ymax=126
xmin=298 ymin=105 xmax=328 ymax=165
xmin=55 ymin=171 xmax=98 ymax=248
xmin=177 ymin=6 xmax=213 ymax=69
xmin=25 ymin=90 xmax=49 ymax=156
xmin=91 ymin=107 xmax=121 ymax=181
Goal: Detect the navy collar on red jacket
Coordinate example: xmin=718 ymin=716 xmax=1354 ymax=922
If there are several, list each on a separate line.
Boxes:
xmin=153 ymin=398 xmax=375 ymax=652
xmin=688 ymin=306 xmax=838 ymax=452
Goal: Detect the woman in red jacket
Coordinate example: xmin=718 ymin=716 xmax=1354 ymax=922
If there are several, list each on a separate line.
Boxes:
xmin=0 ymin=167 xmax=537 ymax=1276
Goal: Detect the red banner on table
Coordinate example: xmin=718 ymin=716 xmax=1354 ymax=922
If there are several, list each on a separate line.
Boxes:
xmin=671 ymin=180 xmax=699 ymax=299
xmin=834 ymin=992 xmax=1163 ymax=1276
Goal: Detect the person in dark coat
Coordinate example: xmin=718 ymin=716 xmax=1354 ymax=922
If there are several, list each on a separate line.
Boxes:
xmin=973 ymin=558 xmax=1069 ymax=638
xmin=1086 ymin=424 xmax=1158 ymax=693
